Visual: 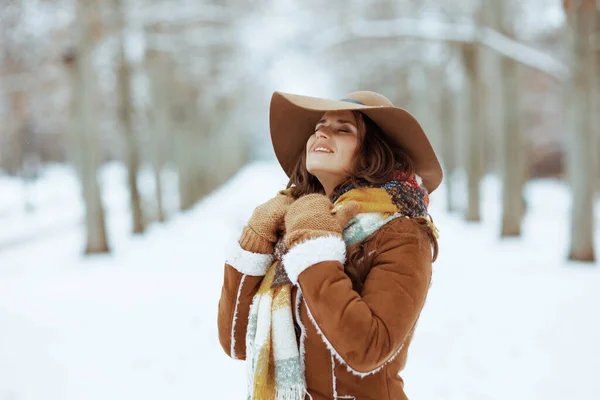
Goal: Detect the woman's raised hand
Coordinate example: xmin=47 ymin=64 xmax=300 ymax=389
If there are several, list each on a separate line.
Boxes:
xmin=284 ymin=194 xmax=360 ymax=249
xmin=240 ymin=192 xmax=295 ymax=254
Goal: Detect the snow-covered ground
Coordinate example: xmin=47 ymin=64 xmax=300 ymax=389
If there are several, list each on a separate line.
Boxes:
xmin=0 ymin=163 xmax=179 ymax=253
xmin=0 ymin=161 xmax=599 ymax=400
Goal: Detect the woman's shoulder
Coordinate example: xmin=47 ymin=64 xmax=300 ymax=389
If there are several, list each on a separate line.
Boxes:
xmin=369 ymin=215 xmax=433 ymax=256
xmin=376 ymin=215 xmax=426 ymax=237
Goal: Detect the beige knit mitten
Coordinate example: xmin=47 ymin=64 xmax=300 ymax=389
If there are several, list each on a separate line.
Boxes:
xmin=239 ymin=192 xmax=294 ymax=254
xmin=284 ymin=194 xmax=360 ymax=249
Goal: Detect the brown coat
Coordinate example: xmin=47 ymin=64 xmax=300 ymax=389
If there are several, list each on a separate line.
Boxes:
xmin=218 ymin=217 xmax=433 ymax=400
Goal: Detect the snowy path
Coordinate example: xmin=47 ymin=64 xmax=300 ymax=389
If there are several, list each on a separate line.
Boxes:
xmin=0 ymin=161 xmax=599 ymax=400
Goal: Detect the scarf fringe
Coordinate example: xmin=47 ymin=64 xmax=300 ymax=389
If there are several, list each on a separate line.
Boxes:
xmin=275 ymin=385 xmax=308 ymax=400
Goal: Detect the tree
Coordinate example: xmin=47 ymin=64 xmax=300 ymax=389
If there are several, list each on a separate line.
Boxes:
xmin=564 ymin=0 xmax=597 ymax=262
xmin=489 ymin=0 xmax=527 ymax=237
xmin=144 ymin=46 xmax=168 ymax=223
xmin=63 ymin=0 xmax=110 ymax=255
xmin=461 ymin=41 xmax=485 ymax=222
xmin=0 ymin=2 xmax=29 ymax=176
xmin=440 ymin=70 xmax=457 ymax=213
xmin=113 ymin=0 xmax=145 ymax=234
xmin=173 ymin=82 xmax=198 ymax=212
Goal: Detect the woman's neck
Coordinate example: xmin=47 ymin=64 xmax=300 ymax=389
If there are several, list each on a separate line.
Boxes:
xmin=316 ymin=174 xmax=346 ymax=198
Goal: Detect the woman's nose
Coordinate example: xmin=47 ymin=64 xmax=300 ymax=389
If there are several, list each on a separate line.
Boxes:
xmin=315 ymin=128 xmax=330 ymax=139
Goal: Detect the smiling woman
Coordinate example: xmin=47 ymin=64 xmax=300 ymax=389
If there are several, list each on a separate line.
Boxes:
xmin=305 ymin=110 xmax=361 ymax=195
xmin=218 ymin=90 xmax=442 ymax=400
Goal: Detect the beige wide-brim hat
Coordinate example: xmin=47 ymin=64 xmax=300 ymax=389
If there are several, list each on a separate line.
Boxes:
xmin=269 ymin=90 xmax=443 ymax=193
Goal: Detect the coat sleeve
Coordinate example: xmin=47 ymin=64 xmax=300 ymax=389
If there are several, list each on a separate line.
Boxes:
xmin=217 ymin=241 xmax=273 ymax=360
xmin=281 ymin=218 xmax=432 ymax=374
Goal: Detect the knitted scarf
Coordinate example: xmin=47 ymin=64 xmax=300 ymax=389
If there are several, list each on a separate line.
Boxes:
xmin=245 ymin=173 xmax=437 ymax=400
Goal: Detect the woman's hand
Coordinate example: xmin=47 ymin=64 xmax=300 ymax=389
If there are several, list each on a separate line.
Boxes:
xmin=239 ymin=192 xmax=294 ymax=254
xmin=284 ymin=194 xmax=360 ymax=249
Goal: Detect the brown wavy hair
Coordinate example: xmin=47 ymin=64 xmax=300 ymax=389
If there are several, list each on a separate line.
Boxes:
xmin=286 ymin=111 xmax=438 ymax=293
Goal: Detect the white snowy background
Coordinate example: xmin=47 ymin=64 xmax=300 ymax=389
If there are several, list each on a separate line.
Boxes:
xmin=1 ymin=0 xmax=599 ymax=399
xmin=0 ymin=161 xmax=599 ymax=400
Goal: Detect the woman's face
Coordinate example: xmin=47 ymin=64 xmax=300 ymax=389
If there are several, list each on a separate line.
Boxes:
xmin=306 ymin=110 xmax=360 ymax=184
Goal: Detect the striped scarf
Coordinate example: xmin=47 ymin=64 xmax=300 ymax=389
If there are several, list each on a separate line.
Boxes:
xmin=245 ymin=174 xmax=437 ymax=400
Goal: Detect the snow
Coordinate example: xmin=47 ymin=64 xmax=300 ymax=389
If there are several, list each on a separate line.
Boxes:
xmin=0 ymin=161 xmax=599 ymax=400
xmin=0 ymin=166 xmax=81 ymax=251
xmin=516 ymin=0 xmax=567 ymax=39
xmin=0 ymin=163 xmax=179 ymax=257
xmin=480 ymin=27 xmax=568 ymax=80
xmin=315 ymin=18 xmax=568 ymax=80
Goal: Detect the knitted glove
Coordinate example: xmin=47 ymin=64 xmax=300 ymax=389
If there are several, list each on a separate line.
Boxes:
xmin=239 ymin=192 xmax=294 ymax=254
xmin=284 ymin=194 xmax=360 ymax=249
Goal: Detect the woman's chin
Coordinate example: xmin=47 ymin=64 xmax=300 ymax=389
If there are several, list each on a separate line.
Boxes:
xmin=307 ymin=165 xmax=338 ymax=176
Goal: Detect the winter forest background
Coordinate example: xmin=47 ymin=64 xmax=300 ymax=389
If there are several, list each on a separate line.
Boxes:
xmin=1 ymin=0 xmax=599 ymax=399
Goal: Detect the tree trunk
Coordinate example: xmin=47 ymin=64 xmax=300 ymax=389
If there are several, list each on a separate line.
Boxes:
xmin=461 ymin=43 xmax=484 ymax=222
xmin=426 ymin=68 xmax=444 ymax=161
xmin=67 ymin=0 xmax=110 ymax=254
xmin=176 ymin=123 xmax=193 ymax=212
xmin=565 ymin=0 xmax=596 ymax=262
xmin=8 ymin=90 xmax=27 ymax=175
xmin=145 ymin=48 xmax=167 ymax=223
xmin=114 ymin=0 xmax=145 ymax=234
xmin=194 ymin=97 xmax=218 ymax=200
xmin=440 ymin=77 xmax=456 ymax=213
xmin=499 ymin=56 xmax=526 ymax=237
xmin=488 ymin=0 xmax=526 ymax=237
xmin=595 ymin=8 xmax=600 ymax=199
xmin=176 ymin=85 xmax=197 ymax=212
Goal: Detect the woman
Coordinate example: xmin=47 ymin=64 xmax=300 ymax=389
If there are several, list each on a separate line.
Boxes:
xmin=218 ymin=91 xmax=442 ymax=400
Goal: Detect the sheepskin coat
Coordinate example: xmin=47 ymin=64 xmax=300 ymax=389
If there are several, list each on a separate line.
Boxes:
xmin=218 ymin=216 xmax=432 ymax=400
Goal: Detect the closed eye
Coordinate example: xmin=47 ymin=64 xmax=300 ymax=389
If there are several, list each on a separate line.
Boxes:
xmin=338 ymin=125 xmax=357 ymax=134
xmin=337 ymin=122 xmax=355 ymax=134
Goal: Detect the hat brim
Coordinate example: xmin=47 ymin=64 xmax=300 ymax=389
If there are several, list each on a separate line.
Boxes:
xmin=269 ymin=91 xmax=443 ymax=193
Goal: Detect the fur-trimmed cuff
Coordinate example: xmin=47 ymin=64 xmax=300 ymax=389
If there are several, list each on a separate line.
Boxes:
xmin=282 ymin=235 xmax=346 ymax=285
xmin=225 ymin=241 xmax=274 ymax=276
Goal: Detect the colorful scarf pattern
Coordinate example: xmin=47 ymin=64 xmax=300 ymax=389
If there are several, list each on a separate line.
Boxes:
xmin=244 ymin=174 xmax=437 ymax=400
xmin=245 ymin=247 xmax=305 ymax=400
xmin=333 ymin=173 xmax=439 ymax=244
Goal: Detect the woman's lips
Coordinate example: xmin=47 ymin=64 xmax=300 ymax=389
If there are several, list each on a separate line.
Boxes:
xmin=311 ymin=143 xmax=334 ymax=153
